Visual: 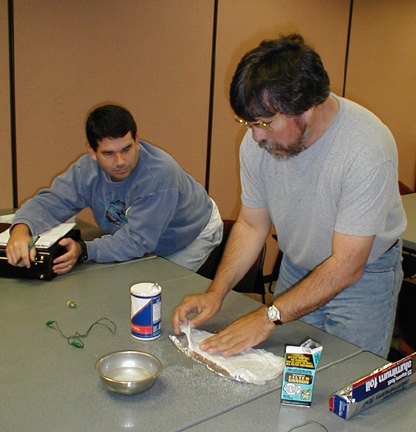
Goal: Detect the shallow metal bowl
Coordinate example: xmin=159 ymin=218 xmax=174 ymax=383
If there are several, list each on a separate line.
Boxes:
xmin=96 ymin=350 xmax=162 ymax=395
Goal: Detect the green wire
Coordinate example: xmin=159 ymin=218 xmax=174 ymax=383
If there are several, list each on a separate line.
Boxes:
xmin=287 ymin=421 xmax=329 ymax=432
xmin=46 ymin=318 xmax=117 ymax=348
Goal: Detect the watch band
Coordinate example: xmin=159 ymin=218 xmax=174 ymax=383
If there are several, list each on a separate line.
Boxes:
xmin=77 ymin=240 xmax=88 ymax=263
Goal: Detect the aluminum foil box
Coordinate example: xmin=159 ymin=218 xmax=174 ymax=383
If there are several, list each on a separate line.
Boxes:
xmin=329 ymin=352 xmax=416 ymax=420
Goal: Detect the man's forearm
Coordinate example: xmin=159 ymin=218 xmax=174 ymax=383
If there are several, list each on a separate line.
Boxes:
xmin=273 ymin=235 xmax=371 ymax=324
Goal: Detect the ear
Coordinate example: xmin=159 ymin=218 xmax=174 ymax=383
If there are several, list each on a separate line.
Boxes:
xmin=134 ymin=134 xmax=140 ymax=148
xmin=87 ymin=144 xmax=97 ymax=161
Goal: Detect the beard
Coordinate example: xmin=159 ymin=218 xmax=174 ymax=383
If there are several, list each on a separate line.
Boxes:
xmin=258 ymin=117 xmax=307 ymax=160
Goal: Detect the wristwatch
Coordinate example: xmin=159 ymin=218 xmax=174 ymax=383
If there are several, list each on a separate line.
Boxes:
xmin=266 ymin=304 xmax=282 ymax=325
xmin=77 ymin=240 xmax=88 ymax=263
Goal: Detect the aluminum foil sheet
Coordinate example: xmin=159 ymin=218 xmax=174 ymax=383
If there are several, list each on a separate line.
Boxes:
xmin=169 ymin=325 xmax=285 ymax=385
xmin=169 ymin=332 xmax=235 ymax=381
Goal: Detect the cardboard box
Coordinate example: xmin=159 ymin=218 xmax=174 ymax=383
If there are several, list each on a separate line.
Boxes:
xmin=281 ymin=339 xmax=323 ymax=407
xmin=329 ymin=352 xmax=416 ymax=420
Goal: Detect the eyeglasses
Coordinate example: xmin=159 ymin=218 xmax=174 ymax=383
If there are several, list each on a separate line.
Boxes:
xmin=234 ymin=112 xmax=281 ymax=130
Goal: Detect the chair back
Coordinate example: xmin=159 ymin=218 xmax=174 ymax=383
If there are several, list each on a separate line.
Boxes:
xmin=197 ymin=220 xmax=266 ymax=302
xmin=397 ymin=278 xmax=416 ymax=351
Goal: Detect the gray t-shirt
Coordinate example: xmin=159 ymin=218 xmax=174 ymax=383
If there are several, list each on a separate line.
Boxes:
xmin=240 ymin=94 xmax=406 ymax=269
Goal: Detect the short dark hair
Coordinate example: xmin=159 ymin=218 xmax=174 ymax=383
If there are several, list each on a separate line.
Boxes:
xmin=86 ymin=104 xmax=137 ymax=151
xmin=230 ymin=34 xmax=330 ymax=120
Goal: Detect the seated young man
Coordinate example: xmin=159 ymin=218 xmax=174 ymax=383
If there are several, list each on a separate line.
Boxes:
xmin=6 ymin=104 xmax=223 ymax=274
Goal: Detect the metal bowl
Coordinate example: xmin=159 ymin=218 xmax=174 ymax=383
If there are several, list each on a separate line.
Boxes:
xmin=96 ymin=350 xmax=162 ymax=395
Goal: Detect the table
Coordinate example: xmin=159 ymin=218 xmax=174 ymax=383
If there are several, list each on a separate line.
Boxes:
xmin=401 ymin=193 xmax=416 ymax=251
xmin=190 ymin=351 xmax=416 ymax=432
xmin=1 ymin=257 xmax=415 ymax=431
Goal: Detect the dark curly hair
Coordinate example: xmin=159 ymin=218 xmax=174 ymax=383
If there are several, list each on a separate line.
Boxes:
xmin=230 ymin=34 xmax=330 ymax=121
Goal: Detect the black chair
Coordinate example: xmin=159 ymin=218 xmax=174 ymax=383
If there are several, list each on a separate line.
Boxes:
xmin=396 ymin=277 xmax=416 ymax=354
xmin=197 ymin=220 xmax=267 ymax=303
xmin=398 ymin=180 xmax=414 ymax=196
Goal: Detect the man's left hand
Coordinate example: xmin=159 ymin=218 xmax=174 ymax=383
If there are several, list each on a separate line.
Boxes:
xmin=52 ymin=238 xmax=81 ymax=274
xmin=199 ymin=307 xmax=276 ymax=357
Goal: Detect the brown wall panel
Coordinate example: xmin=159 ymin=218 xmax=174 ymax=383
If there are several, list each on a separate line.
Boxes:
xmin=346 ymin=0 xmax=416 ymax=191
xmin=13 ymin=0 xmax=214 ymax=211
xmin=209 ymin=0 xmax=351 ymax=272
xmin=0 ymin=0 xmax=12 ymax=209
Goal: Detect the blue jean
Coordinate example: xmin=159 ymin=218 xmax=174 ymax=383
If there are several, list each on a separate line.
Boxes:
xmin=274 ymin=239 xmax=403 ymax=358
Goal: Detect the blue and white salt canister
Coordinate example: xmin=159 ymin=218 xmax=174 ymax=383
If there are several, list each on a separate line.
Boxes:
xmin=130 ymin=282 xmax=162 ymax=340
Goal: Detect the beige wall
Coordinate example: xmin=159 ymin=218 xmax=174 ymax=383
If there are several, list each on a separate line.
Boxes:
xmin=2 ymin=1 xmax=416 ymax=274
xmin=0 ymin=0 xmax=12 ymax=209
xmin=346 ymin=0 xmax=416 ymax=190
xmin=13 ymin=0 xmax=214 ymax=204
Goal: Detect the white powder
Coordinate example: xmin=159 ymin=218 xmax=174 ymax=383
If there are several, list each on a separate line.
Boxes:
xmin=131 ymin=282 xmax=161 ymax=296
xmin=181 ymin=324 xmax=285 ymax=385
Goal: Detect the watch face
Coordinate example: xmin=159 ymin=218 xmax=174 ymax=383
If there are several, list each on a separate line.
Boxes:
xmin=267 ymin=306 xmax=280 ymax=321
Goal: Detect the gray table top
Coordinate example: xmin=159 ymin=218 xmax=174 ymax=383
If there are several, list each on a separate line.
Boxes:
xmin=189 ymin=350 xmax=416 ymax=431
xmin=0 ymin=257 xmax=366 ymax=432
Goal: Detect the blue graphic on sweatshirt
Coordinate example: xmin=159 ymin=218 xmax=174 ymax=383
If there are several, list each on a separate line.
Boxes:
xmin=105 ymin=200 xmax=128 ymax=227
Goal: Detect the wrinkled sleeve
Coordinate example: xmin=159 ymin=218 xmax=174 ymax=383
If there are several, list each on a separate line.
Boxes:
xmin=12 ymin=163 xmax=87 ymax=235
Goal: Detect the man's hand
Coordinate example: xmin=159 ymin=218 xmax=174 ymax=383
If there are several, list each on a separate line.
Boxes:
xmin=199 ymin=307 xmax=276 ymax=357
xmin=52 ymin=238 xmax=81 ymax=274
xmin=171 ymin=205 xmax=272 ymax=338
xmin=6 ymin=224 xmax=35 ymax=268
xmin=171 ymin=291 xmax=224 ymax=335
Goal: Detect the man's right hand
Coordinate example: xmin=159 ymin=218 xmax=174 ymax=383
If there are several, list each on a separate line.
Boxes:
xmin=171 ymin=291 xmax=224 ymax=335
xmin=6 ymin=224 xmax=36 ymax=268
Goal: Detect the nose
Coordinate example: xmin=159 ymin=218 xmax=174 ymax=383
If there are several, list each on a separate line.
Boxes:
xmin=251 ymin=127 xmax=268 ymax=143
xmin=115 ymin=153 xmax=125 ymax=166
